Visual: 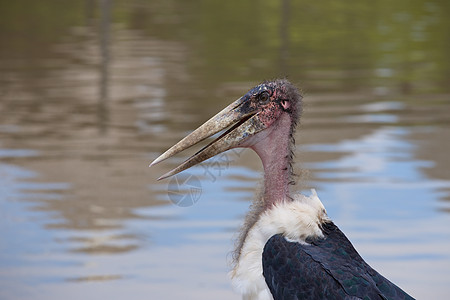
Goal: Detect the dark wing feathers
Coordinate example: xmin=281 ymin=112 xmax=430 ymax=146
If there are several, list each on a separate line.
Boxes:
xmin=262 ymin=222 xmax=415 ymax=300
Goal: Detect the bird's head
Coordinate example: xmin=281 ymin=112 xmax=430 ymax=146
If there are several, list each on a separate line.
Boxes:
xmin=150 ymin=79 xmax=302 ymax=180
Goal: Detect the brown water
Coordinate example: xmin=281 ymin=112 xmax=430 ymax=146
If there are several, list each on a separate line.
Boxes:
xmin=1 ymin=1 xmax=449 ymax=299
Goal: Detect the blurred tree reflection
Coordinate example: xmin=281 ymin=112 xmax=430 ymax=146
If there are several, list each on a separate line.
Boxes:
xmin=1 ymin=0 xmax=448 ymax=94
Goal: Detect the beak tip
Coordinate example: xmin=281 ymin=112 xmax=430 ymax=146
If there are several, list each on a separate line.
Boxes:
xmin=149 ymin=156 xmax=164 ymax=167
xmin=157 ymin=173 xmax=169 ymax=181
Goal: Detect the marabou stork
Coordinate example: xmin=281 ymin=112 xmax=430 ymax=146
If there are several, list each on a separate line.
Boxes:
xmin=150 ymin=79 xmax=414 ymax=300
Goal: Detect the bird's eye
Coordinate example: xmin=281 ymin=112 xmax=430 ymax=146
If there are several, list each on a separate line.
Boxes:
xmin=258 ymin=92 xmax=270 ymax=104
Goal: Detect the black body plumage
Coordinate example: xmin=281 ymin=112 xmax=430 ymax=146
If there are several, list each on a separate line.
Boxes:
xmin=262 ymin=222 xmax=415 ymax=300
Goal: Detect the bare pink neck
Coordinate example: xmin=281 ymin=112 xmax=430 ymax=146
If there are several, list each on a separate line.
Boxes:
xmin=251 ymin=114 xmax=293 ymax=208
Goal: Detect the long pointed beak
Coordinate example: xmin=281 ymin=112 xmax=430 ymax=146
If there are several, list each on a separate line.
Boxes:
xmin=150 ymin=97 xmax=264 ymax=180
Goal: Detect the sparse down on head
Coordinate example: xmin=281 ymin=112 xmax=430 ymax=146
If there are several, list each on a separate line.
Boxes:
xmin=150 ymin=79 xmax=303 ymax=193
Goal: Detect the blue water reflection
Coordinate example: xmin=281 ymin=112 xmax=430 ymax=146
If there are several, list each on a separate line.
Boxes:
xmin=0 ymin=162 xmax=69 ymax=277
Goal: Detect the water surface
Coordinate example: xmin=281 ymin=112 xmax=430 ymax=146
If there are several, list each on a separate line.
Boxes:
xmin=0 ymin=1 xmax=449 ymax=299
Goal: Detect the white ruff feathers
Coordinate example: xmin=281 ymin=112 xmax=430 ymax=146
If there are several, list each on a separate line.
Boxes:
xmin=230 ymin=189 xmax=329 ymax=300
